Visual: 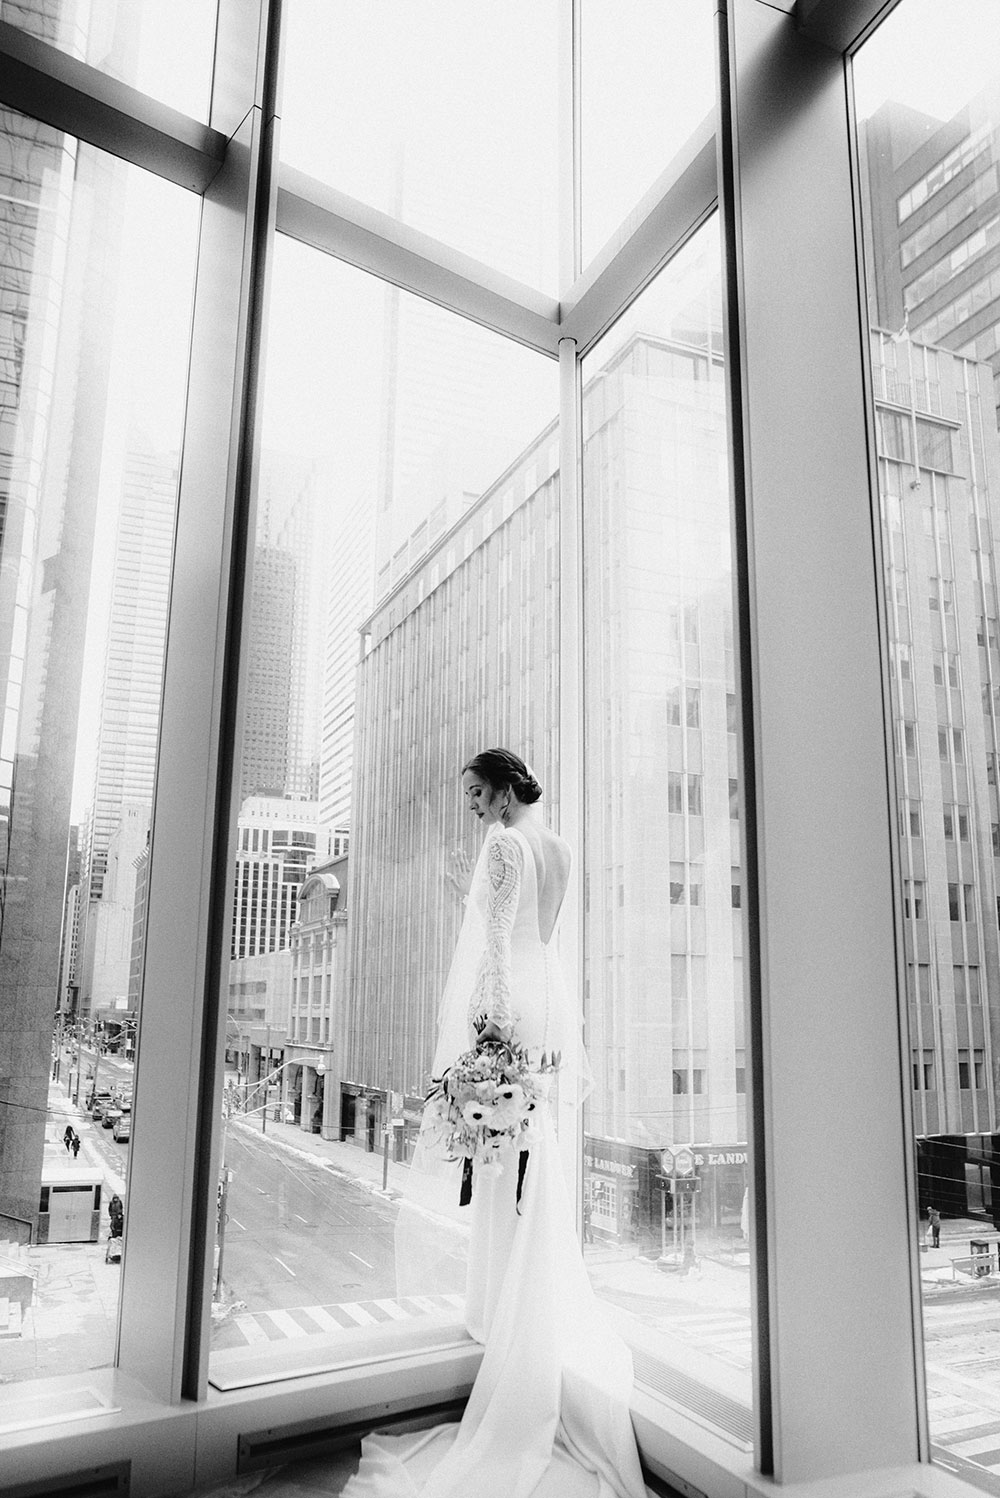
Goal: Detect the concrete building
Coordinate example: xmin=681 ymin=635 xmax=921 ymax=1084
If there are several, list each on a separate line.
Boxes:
xmin=872 ymin=329 xmax=1000 ymax=1135
xmin=80 ymin=802 xmax=149 ymax=1028
xmin=0 ymin=96 xmax=127 ymax=1229
xmin=863 ymin=84 xmax=1000 ymax=432
xmin=346 ymin=423 xmax=561 ymax=1131
xmin=227 ymin=947 xmax=293 ymax=1111
xmin=282 ymin=854 xmax=348 ymax=1140
xmin=231 ymin=795 xmax=342 ymax=960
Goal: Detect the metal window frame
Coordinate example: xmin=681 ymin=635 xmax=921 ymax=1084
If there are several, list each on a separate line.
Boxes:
xmin=4 ymin=2 xmax=975 ymax=1497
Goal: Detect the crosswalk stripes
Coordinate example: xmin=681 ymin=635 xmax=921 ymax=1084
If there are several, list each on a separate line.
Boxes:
xmin=230 ymin=1292 xmax=465 ymax=1349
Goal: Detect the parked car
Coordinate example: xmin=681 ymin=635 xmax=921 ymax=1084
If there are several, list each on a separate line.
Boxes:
xmin=103 ymin=1099 xmax=130 ymax=1127
xmin=112 ymin=1113 xmax=131 ymax=1142
xmin=91 ymin=1092 xmax=114 ymax=1121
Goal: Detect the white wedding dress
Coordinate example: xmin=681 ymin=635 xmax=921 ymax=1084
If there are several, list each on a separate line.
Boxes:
xmin=343 ymin=822 xmax=648 ymax=1498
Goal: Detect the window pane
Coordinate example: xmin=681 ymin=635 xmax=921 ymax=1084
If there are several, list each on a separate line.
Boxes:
xmin=581 ymin=224 xmax=753 ymax=1441
xmin=280 ymin=1 xmax=560 ymax=294
xmin=2 ymin=0 xmax=216 ymax=121
xmin=0 ymin=107 xmax=197 ymax=1390
xmin=580 ymin=0 xmax=716 ymax=268
xmin=856 ymin=2 xmax=1000 ymax=1485
xmin=211 ymin=240 xmax=558 ymax=1382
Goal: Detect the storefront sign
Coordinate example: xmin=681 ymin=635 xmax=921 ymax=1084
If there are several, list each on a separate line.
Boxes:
xmin=584 ymin=1135 xmax=639 ymax=1180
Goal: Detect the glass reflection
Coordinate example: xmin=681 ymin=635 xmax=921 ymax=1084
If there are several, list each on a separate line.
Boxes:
xmin=856 ymin=0 xmax=1000 ymax=1486
xmin=580 ymin=225 xmax=753 ymax=1440
xmin=1 ymin=0 xmax=216 ymax=121
xmin=0 ymin=105 xmax=197 ymax=1385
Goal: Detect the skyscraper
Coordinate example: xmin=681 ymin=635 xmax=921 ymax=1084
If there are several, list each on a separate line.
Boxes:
xmin=77 ymin=434 xmax=177 ymax=1012
xmin=862 ymin=84 xmax=1000 ymax=431
xmin=318 ymin=492 xmax=373 ymax=831
xmin=0 ymin=98 xmax=128 ymax=1226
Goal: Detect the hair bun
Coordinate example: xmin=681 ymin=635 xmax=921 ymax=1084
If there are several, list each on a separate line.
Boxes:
xmin=515 ymin=771 xmax=542 ymax=804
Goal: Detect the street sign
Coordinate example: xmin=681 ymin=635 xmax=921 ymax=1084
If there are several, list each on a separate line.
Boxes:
xmin=659 ymin=1148 xmax=675 ymax=1175
xmin=674 ymin=1147 xmax=695 ymax=1177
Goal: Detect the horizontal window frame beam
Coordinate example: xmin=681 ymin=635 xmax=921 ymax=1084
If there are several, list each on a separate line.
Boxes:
xmin=795 ymin=0 xmax=902 ymax=54
xmin=557 ymin=112 xmax=718 ymax=356
xmin=276 ymin=166 xmax=563 ymax=357
xmin=0 ymin=19 xmax=227 ymax=192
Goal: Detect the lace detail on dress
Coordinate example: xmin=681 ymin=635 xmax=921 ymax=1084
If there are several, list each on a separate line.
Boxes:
xmin=469 ymin=830 xmax=522 ymax=1038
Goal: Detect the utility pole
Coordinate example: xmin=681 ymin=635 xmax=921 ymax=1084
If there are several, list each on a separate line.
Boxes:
xmin=382 ymin=1054 xmax=393 ymax=1191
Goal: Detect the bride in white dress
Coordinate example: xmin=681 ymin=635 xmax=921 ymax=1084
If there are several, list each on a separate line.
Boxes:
xmin=344 ymin=749 xmax=647 ymax=1498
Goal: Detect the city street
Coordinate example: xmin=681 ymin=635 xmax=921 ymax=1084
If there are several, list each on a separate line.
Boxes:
xmin=16 ymin=1073 xmax=1000 ymax=1494
xmin=218 ymin=1126 xmax=403 ymax=1310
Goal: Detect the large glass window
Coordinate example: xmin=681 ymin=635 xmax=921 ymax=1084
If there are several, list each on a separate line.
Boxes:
xmin=580 ymin=0 xmax=715 ymax=269
xmin=1 ymin=0 xmax=216 ymax=120
xmin=280 ymin=0 xmax=560 ymax=294
xmin=857 ymin=2 xmax=1000 ymax=1486
xmin=210 ymin=238 xmax=559 ymax=1385
xmin=0 ymin=105 xmax=197 ymax=1387
xmin=580 ymin=223 xmax=752 ymax=1446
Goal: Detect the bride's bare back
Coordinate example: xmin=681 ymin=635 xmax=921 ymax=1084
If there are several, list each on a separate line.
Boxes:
xmin=515 ymin=820 xmax=571 ymax=945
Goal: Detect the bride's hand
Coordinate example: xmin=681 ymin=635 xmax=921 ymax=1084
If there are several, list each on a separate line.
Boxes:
xmin=445 ymin=848 xmax=473 ymax=899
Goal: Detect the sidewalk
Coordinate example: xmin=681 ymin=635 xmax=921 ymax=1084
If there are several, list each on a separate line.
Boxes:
xmin=918 ymin=1220 xmax=1000 ymax=1290
xmin=0 ymin=1082 xmax=123 ymax=1384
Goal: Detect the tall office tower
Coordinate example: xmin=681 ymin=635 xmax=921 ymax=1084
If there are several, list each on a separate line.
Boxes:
xmin=77 ymin=433 xmax=177 ymax=1011
xmin=862 ymin=84 xmax=1000 ymax=431
xmin=256 ymin=453 xmax=329 ymax=801
xmin=231 ymin=795 xmax=340 ymax=960
xmin=56 ymin=826 xmax=81 ymax=1018
xmin=346 ymin=425 xmax=561 ymax=1107
xmin=128 ymin=834 xmax=149 ymax=1018
xmin=83 ymin=800 xmax=149 ymax=1022
xmin=872 ymin=330 xmax=1000 ymax=1135
xmin=240 ymin=543 xmax=296 ymax=800
xmin=0 ymin=99 xmax=127 ymax=1225
xmin=318 ymin=492 xmax=373 ymax=831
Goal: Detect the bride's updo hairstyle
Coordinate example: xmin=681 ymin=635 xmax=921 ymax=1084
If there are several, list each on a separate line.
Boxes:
xmin=463 ymin=748 xmax=542 ymax=804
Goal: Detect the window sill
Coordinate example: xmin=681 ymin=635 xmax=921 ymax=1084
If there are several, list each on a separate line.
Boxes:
xmin=0 ymin=1356 xmax=994 ymax=1498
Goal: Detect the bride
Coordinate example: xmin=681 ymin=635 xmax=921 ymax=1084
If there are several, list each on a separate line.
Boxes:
xmin=344 ymin=749 xmax=647 ymax=1498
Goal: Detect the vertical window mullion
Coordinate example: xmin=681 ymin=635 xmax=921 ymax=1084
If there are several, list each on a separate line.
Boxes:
xmin=115 ymin=0 xmax=281 ymax=1406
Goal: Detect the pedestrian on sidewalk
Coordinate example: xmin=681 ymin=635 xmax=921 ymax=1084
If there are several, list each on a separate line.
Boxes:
xmin=109 ymin=1193 xmax=124 ymax=1239
xmin=71 ymin=1135 xmax=81 ymax=1158
xmin=63 ymin=1124 xmax=76 ymax=1151
xmin=928 ymin=1206 xmax=941 ymax=1248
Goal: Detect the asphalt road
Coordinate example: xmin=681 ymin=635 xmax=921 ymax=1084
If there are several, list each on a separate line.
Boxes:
xmin=218 ymin=1127 xmax=406 ymax=1310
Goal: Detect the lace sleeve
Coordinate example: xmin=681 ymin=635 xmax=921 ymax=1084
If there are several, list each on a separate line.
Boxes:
xmin=469 ymin=831 xmax=523 ymax=1038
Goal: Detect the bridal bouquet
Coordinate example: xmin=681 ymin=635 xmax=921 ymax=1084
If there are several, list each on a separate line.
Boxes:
xmin=423 ymin=1040 xmax=560 ymax=1200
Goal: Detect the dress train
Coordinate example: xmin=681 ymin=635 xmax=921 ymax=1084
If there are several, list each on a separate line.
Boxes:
xmin=342 ymin=1114 xmax=646 ymax=1497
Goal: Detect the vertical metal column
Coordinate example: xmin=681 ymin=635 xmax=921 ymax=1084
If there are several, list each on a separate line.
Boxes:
xmin=558 ymin=335 xmax=585 ymax=1202
xmin=716 ymin=0 xmax=923 ymax=1481
xmin=116 ymin=0 xmax=283 ymax=1404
